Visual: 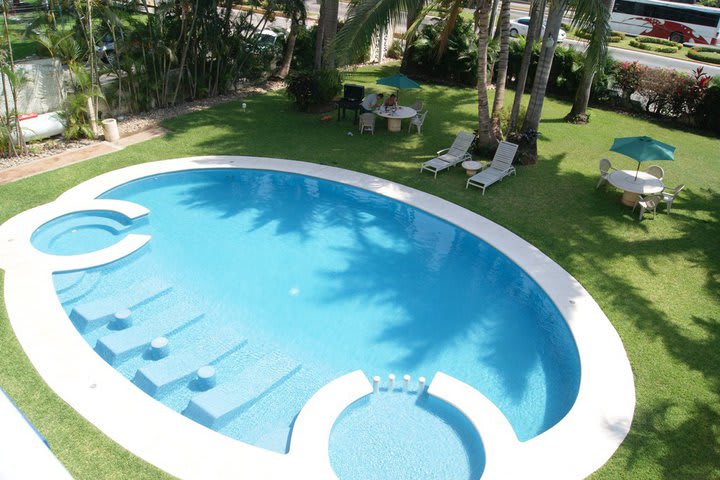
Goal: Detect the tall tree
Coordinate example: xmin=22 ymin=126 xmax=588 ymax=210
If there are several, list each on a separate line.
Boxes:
xmin=321 ymin=0 xmax=339 ymax=68
xmin=274 ymin=0 xmax=306 ymax=79
xmin=507 ymin=0 xmax=543 ymax=133
xmin=475 ymin=0 xmax=496 ymax=151
xmin=435 ymin=0 xmax=463 ymax=63
xmin=565 ymin=0 xmax=614 ymax=123
xmin=490 ymin=0 xmax=511 ymax=139
xmin=488 ymin=0 xmax=500 ymax=37
xmin=518 ymin=0 xmax=607 ymax=164
xmin=333 ymin=0 xmax=467 ymax=67
xmin=313 ymin=0 xmax=326 ymax=70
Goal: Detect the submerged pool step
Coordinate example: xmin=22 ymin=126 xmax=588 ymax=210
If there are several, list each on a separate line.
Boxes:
xmin=55 ymin=270 xmax=102 ymax=305
xmin=132 ymin=328 xmax=247 ymax=397
xmin=94 ymin=304 xmax=205 ymax=365
xmin=69 ymin=277 xmax=172 ymax=333
xmin=183 ymin=352 xmax=301 ymax=429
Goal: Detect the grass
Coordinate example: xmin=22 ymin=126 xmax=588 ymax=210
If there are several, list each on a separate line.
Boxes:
xmin=2 ymin=14 xmax=38 ymax=61
xmin=1 ymin=63 xmax=719 ymax=479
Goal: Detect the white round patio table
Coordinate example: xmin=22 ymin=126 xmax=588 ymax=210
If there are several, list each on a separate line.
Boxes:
xmin=375 ymin=106 xmax=417 ymax=132
xmin=607 ymin=170 xmax=664 ymax=206
xmin=462 ymin=160 xmax=482 ymax=176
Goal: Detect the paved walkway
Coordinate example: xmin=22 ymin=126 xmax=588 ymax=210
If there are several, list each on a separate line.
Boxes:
xmin=0 ymin=127 xmax=167 ymax=186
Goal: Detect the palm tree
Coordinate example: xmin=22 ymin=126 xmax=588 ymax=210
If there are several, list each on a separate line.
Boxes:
xmin=332 ymin=0 xmax=468 ymax=68
xmin=314 ymin=0 xmax=339 ymax=70
xmin=475 ymin=0 xmax=496 ymax=151
xmin=507 ymin=0 xmax=544 ymax=133
xmin=490 ymin=0 xmax=511 ymax=139
xmin=565 ymin=0 xmax=614 ymax=123
xmin=274 ymin=0 xmax=306 ymax=79
xmin=518 ymin=0 xmax=609 ymax=164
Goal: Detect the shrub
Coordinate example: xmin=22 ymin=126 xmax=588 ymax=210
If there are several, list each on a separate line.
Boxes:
xmin=634 ymin=36 xmax=683 ymax=48
xmin=687 ymin=46 xmax=720 ymax=65
xmin=574 ymin=30 xmax=624 ymax=42
xmin=629 ymin=39 xmax=679 ymax=53
xmin=695 ymin=76 xmax=720 ymax=133
xmin=387 ymin=40 xmax=403 ymax=59
xmin=613 ymin=61 xmax=648 ymax=105
xmin=404 ymin=16 xmax=479 ymax=86
xmin=286 ymin=69 xmax=342 ymax=111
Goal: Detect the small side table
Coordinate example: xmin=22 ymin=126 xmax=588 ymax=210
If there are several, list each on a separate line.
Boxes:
xmin=462 ymin=160 xmax=482 ymax=176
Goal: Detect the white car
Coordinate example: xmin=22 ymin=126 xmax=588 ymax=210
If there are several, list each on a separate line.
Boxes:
xmin=509 ymin=17 xmax=566 ymax=43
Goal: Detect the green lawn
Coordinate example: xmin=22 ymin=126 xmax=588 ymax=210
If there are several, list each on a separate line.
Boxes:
xmin=2 ymin=13 xmax=39 ymax=61
xmin=1 ymin=64 xmax=719 ymax=479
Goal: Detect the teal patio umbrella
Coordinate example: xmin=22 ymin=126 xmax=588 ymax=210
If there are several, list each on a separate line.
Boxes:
xmin=376 ymin=73 xmax=421 ymax=99
xmin=610 ymin=136 xmax=675 ymax=180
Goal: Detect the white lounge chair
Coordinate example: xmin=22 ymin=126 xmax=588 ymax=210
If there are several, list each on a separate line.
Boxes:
xmin=465 ymin=141 xmax=519 ymax=195
xmin=420 ymin=131 xmax=475 ymax=178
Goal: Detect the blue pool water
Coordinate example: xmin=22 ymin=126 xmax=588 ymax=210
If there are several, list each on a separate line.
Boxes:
xmin=35 ymin=169 xmax=580 ymax=479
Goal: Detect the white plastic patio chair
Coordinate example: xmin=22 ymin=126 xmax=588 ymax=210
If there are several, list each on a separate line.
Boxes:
xmin=661 ymin=184 xmax=684 ymax=213
xmin=596 ymin=158 xmax=616 ymax=189
xmin=359 ymin=113 xmax=375 ymax=135
xmin=408 ymin=111 xmax=428 ymax=134
xmin=465 ymin=141 xmax=519 ymax=195
xmin=411 ymin=100 xmax=424 ymax=112
xmin=420 ymin=131 xmax=475 ymax=178
xmin=645 ymin=164 xmax=664 ymax=180
xmin=633 ymin=193 xmax=662 ymax=220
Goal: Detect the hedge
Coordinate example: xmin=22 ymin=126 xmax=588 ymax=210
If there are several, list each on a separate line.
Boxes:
xmin=634 ymin=36 xmax=683 ymax=48
xmin=629 ymin=40 xmax=679 ymax=53
xmin=574 ymin=30 xmax=624 ymax=43
xmin=687 ymin=47 xmax=720 ymax=65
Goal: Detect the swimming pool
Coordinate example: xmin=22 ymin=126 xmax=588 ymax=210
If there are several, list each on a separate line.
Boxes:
xmin=0 ymin=157 xmax=635 ymax=479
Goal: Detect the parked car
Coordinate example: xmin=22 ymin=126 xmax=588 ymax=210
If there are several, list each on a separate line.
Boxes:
xmin=509 ymin=17 xmax=566 ymax=42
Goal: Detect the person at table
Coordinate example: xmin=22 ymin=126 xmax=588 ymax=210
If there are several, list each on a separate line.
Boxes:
xmin=360 ymin=93 xmax=384 ymax=113
xmin=383 ymin=94 xmax=398 ymax=108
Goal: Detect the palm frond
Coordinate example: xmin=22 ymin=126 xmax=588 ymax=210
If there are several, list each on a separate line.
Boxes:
xmin=333 ymin=0 xmax=427 ymax=66
xmin=569 ymin=0 xmax=612 ymax=74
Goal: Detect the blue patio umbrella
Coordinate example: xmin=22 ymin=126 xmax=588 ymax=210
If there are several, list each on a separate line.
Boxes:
xmin=610 ymin=136 xmax=675 ymax=180
xmin=376 ymin=74 xmax=421 ymax=99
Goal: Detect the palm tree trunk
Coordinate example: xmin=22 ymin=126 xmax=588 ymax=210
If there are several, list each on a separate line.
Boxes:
xmin=321 ymin=0 xmax=339 ymax=68
xmin=490 ymin=0 xmax=511 ymax=139
xmin=313 ymin=0 xmax=326 ymax=71
xmin=275 ymin=17 xmax=299 ymax=79
xmin=476 ymin=0 xmax=496 ymax=151
xmin=519 ymin=0 xmax=566 ymax=164
xmin=435 ymin=0 xmax=462 ymax=63
xmin=530 ymin=0 xmax=547 ymax=39
xmin=508 ymin=0 xmax=543 ymax=133
xmin=566 ymin=0 xmax=614 ymax=123
xmin=488 ymin=0 xmax=500 ymax=38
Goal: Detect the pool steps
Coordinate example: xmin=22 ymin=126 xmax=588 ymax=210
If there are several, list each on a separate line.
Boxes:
xmin=69 ymin=277 xmax=172 ymax=332
xmin=55 ymin=270 xmax=102 ymax=305
xmin=182 ymin=352 xmax=301 ymax=429
xmin=54 ymin=271 xmax=85 ymax=293
xmin=133 ymin=328 xmax=247 ymax=397
xmin=94 ymin=305 xmax=205 ymax=365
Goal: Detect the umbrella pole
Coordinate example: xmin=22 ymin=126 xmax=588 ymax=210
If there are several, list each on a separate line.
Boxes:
xmin=634 ymin=162 xmax=640 ymax=180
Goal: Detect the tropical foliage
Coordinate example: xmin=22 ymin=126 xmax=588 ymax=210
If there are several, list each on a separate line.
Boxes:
xmin=403 ymin=16 xmax=481 ymax=86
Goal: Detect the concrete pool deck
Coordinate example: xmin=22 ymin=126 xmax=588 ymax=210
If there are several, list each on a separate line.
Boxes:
xmin=0 ymin=156 xmax=636 ymax=479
